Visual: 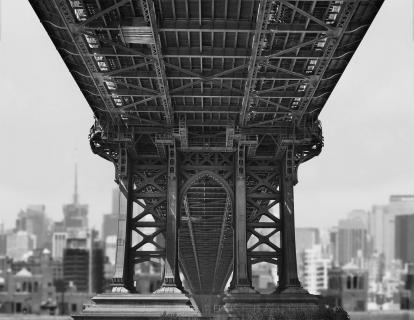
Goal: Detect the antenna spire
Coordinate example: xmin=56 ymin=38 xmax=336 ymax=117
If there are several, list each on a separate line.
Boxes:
xmin=74 ymin=163 xmax=79 ymax=204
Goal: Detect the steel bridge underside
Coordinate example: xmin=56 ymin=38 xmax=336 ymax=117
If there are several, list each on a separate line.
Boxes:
xmin=30 ymin=0 xmax=383 ymax=295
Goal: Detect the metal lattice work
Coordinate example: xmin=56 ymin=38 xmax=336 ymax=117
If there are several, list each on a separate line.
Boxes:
xmin=29 ymin=0 xmax=383 ymax=297
xmin=179 ymin=152 xmax=234 ymax=293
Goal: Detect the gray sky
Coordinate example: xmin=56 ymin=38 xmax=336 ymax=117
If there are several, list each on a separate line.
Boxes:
xmin=0 ymin=0 xmax=413 ymax=230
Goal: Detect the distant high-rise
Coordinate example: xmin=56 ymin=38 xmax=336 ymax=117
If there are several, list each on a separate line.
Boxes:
xmin=63 ymin=165 xmax=88 ymax=231
xmin=52 ymin=232 xmax=68 ymax=261
xmin=63 ymin=238 xmax=104 ymax=294
xmin=6 ymin=231 xmax=36 ymax=261
xmin=0 ymin=221 xmax=6 ymax=256
xmin=296 ymin=227 xmax=320 ymax=281
xmin=301 ymin=244 xmax=331 ymax=295
xmin=337 ymin=212 xmax=368 ymax=267
xmin=395 ymin=214 xmax=414 ymax=265
xmin=368 ymin=195 xmax=414 ymax=265
xmin=368 ymin=204 xmax=388 ymax=256
xmin=102 ymin=213 xmax=118 ymax=243
xmin=15 ymin=205 xmax=49 ymax=249
xmin=104 ymin=235 xmax=117 ymax=265
xmin=296 ymin=228 xmax=320 ymax=255
xmin=101 ymin=188 xmax=126 ymax=246
xmin=329 ymin=228 xmax=338 ymax=266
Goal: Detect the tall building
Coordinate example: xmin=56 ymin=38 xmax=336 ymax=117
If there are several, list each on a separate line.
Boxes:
xmin=6 ymin=231 xmax=36 ymax=261
xmin=52 ymin=232 xmax=68 ymax=261
xmin=104 ymin=235 xmax=117 ymax=265
xmin=301 ymin=244 xmax=331 ymax=295
xmin=101 ymin=189 xmax=127 ymax=246
xmin=296 ymin=228 xmax=320 ymax=281
xmin=369 ymin=195 xmax=414 ymax=265
xmin=395 ymin=214 xmax=414 ymax=265
xmin=368 ymin=204 xmax=389 ymax=256
xmin=329 ymin=227 xmax=338 ymax=266
xmin=102 ymin=213 xmax=118 ymax=244
xmin=401 ymin=263 xmax=414 ymax=309
xmin=63 ymin=231 xmax=104 ymax=294
xmin=16 ymin=205 xmax=49 ymax=249
xmin=296 ymin=228 xmax=320 ymax=256
xmin=337 ymin=213 xmax=368 ymax=267
xmin=0 ymin=234 xmax=7 ymax=256
xmin=63 ymin=165 xmax=88 ymax=232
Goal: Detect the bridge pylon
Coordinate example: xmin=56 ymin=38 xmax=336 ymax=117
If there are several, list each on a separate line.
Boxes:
xmin=74 ymin=123 xmax=330 ymax=319
xmin=27 ymin=0 xmax=384 ymax=317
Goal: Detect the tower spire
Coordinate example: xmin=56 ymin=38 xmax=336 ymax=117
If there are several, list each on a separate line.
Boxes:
xmin=74 ymin=163 xmax=79 ymax=204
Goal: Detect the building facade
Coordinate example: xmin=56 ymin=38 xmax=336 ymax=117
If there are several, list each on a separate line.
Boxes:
xmin=337 ymin=214 xmax=368 ymax=267
xmin=369 ymin=195 xmax=414 ymax=266
xmin=323 ymin=264 xmax=369 ymax=312
xmin=52 ymin=232 xmax=68 ymax=261
xmin=6 ymin=231 xmax=36 ymax=261
xmin=301 ymin=245 xmax=331 ymax=295
xmin=395 ymin=214 xmax=414 ymax=265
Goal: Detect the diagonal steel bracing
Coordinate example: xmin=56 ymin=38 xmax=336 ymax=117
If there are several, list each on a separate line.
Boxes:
xmin=29 ymin=0 xmax=384 ymax=301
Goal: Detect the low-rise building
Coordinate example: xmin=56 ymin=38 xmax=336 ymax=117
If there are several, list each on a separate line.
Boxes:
xmin=0 ymin=249 xmax=57 ymax=314
xmin=322 ymin=263 xmax=368 ymax=312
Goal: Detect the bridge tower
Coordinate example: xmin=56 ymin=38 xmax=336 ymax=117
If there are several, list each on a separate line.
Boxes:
xmin=28 ymin=0 xmax=384 ymax=318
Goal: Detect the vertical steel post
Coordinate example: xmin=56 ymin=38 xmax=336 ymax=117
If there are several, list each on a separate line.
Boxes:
xmin=230 ymin=144 xmax=254 ymax=292
xmin=157 ymin=144 xmax=182 ymax=292
xmin=279 ymin=148 xmax=303 ymax=292
xmin=112 ymin=150 xmax=135 ymax=292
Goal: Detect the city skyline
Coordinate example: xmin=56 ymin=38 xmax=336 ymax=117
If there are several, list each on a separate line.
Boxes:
xmin=0 ymin=0 xmax=413 ymax=230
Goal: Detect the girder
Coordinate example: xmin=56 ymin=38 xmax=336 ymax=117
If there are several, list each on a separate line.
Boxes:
xmin=30 ymin=0 xmax=383 ymax=299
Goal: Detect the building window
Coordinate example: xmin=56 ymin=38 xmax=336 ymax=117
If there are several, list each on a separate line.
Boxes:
xmin=72 ymin=304 xmax=77 ymax=312
xmin=346 ymin=276 xmax=351 ymax=289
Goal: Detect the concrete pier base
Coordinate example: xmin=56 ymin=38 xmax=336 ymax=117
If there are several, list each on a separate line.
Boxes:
xmin=219 ymin=292 xmax=348 ymax=320
xmin=72 ymin=293 xmax=200 ymax=319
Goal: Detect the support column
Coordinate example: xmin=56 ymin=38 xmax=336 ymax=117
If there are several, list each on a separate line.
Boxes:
xmin=156 ymin=144 xmax=183 ymax=293
xmin=279 ymin=147 xmax=305 ymax=293
xmin=112 ymin=149 xmax=135 ymax=293
xmin=230 ymin=144 xmax=254 ymax=293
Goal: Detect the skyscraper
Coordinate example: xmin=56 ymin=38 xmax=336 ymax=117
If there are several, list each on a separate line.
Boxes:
xmin=15 ymin=205 xmax=49 ymax=249
xmin=296 ymin=228 xmax=320 ymax=281
xmin=337 ymin=213 xmax=368 ymax=267
xmin=102 ymin=188 xmax=125 ymax=249
xmin=6 ymin=231 xmax=36 ymax=261
xmin=368 ymin=195 xmax=414 ymax=265
xmin=52 ymin=232 xmax=68 ymax=261
xmin=102 ymin=213 xmax=118 ymax=244
xmin=395 ymin=214 xmax=414 ymax=265
xmin=301 ymin=245 xmax=331 ymax=295
xmin=63 ymin=234 xmax=104 ymax=294
xmin=63 ymin=165 xmax=88 ymax=231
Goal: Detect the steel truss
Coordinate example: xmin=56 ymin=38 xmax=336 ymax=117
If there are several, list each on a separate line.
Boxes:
xmin=29 ymin=0 xmax=383 ymax=303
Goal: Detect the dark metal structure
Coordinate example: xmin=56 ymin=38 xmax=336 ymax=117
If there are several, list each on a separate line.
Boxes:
xmin=29 ymin=0 xmax=383 ymax=314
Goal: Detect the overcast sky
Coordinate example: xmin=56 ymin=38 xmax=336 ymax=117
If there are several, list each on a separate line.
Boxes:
xmin=0 ymin=0 xmax=413 ymax=230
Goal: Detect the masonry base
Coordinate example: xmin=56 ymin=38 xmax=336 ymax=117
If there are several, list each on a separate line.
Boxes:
xmin=71 ymin=293 xmax=200 ymax=319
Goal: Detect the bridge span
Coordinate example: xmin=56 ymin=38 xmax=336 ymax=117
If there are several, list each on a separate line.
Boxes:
xmin=29 ymin=0 xmax=383 ymax=318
